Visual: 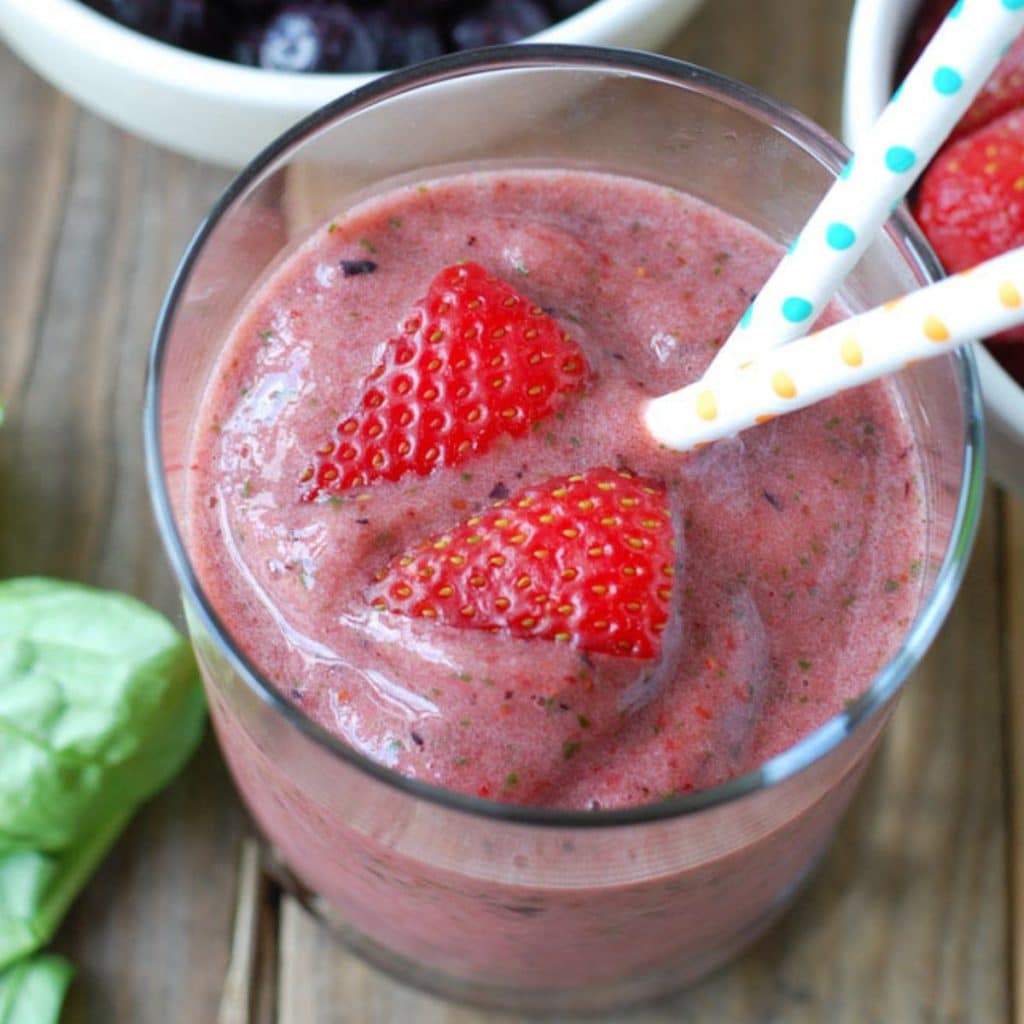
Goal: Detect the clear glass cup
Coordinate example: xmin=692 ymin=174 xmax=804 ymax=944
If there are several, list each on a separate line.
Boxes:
xmin=145 ymin=46 xmax=984 ymax=1014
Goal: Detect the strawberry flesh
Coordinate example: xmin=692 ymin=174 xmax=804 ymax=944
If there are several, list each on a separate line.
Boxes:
xmin=900 ymin=2 xmax=1024 ymax=142
xmin=368 ymin=467 xmax=678 ymax=660
xmin=301 ymin=261 xmax=588 ymax=499
xmin=914 ymin=109 xmax=1024 ymax=344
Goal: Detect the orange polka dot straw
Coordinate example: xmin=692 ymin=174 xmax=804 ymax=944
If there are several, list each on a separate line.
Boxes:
xmin=705 ymin=0 xmax=1024 ymax=379
xmin=645 ymin=244 xmax=1024 ymax=452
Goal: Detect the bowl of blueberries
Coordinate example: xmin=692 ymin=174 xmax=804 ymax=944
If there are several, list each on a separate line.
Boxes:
xmin=0 ymin=0 xmax=705 ymax=167
xmin=844 ymin=0 xmax=1024 ymax=494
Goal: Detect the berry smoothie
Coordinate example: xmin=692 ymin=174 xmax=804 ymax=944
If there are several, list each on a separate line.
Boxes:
xmin=186 ymin=168 xmax=925 ymax=812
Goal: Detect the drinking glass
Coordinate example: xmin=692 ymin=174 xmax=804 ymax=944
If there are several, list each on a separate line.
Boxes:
xmin=145 ymin=46 xmax=984 ymax=1013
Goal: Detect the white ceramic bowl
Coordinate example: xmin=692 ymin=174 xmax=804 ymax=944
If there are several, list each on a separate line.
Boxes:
xmin=0 ymin=0 xmax=705 ymax=168
xmin=844 ymin=0 xmax=1024 ymax=493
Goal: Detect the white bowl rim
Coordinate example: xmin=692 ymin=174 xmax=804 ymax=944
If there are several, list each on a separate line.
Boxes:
xmin=843 ymin=0 xmax=1024 ymax=462
xmin=5 ymin=0 xmax=683 ymax=109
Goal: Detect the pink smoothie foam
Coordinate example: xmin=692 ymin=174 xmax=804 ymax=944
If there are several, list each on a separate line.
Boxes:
xmin=187 ymin=169 xmax=925 ymax=812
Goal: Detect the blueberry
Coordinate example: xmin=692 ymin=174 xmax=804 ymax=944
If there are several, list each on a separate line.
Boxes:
xmin=95 ymin=0 xmax=227 ymax=54
xmin=549 ymin=0 xmax=592 ymax=18
xmin=232 ymin=21 xmax=266 ymax=66
xmin=449 ymin=0 xmax=552 ymax=50
xmin=258 ymin=4 xmax=378 ymax=73
xmin=363 ymin=11 xmax=446 ymax=70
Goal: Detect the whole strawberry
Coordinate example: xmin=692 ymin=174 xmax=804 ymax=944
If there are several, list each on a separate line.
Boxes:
xmin=301 ymin=261 xmax=588 ymax=499
xmin=368 ymin=467 xmax=679 ymax=660
xmin=915 ymin=109 xmax=1024 ymax=343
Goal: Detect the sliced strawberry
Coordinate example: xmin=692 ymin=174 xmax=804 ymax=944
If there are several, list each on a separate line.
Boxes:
xmin=900 ymin=3 xmax=1024 ymax=141
xmin=954 ymin=33 xmax=1024 ymax=141
xmin=914 ymin=110 xmax=1024 ymax=271
xmin=301 ymin=262 xmax=588 ymax=500
xmin=901 ymin=4 xmax=1024 ymax=141
xmin=368 ymin=467 xmax=679 ymax=660
xmin=915 ymin=112 xmax=1024 ymax=341
xmin=898 ymin=0 xmax=952 ymax=79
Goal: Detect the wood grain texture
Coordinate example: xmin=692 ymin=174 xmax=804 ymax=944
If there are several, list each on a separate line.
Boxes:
xmin=1006 ymin=494 xmax=1024 ymax=1024
xmin=0 ymin=50 xmax=251 ymax=1024
xmin=0 ymin=0 xmax=1017 ymax=1018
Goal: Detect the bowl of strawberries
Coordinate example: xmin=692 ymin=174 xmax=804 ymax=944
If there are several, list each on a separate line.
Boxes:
xmin=844 ymin=0 xmax=1024 ymax=493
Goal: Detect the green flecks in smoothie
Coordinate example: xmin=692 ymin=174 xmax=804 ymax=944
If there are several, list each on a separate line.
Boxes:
xmin=712 ymin=252 xmax=731 ymax=277
xmin=459 ymin=718 xmax=472 ymax=727
xmin=387 ymin=738 xmax=403 ymax=754
xmin=504 ymin=772 xmax=519 ymax=788
xmin=512 ymin=259 xmax=530 ymax=276
xmin=417 ymin=184 xmax=429 ymax=194
xmin=388 ymin=215 xmax=403 ymax=230
xmin=358 ymin=236 xmax=379 ymax=255
xmin=544 ymin=431 xmax=557 ymax=447
xmin=461 ymin=471 xmax=473 ymax=482
xmin=562 ymin=740 xmax=581 ymax=760
xmin=211 ymin=421 xmax=222 ymax=434
xmin=240 ymin=385 xmax=250 ymax=396
xmin=577 ymin=714 xmax=592 ymax=730
xmin=797 ymin=658 xmax=811 ymax=672
xmin=842 ymin=593 xmax=857 ymax=609
xmin=327 ymin=496 xmax=343 ymax=509
xmin=884 ymin=578 xmax=901 ymax=593
xmin=453 ymin=756 xmax=468 ymax=767
xmin=242 ymin=479 xmax=253 ymax=498
xmin=457 ymin=671 xmax=473 ymax=682
xmin=909 ymin=558 xmax=922 ymax=577
xmin=568 ymin=436 xmax=582 ymax=448
xmin=258 ymin=329 xmax=274 ymax=342
xmin=825 ymin=416 xmax=842 ymax=430
xmin=327 ymin=222 xmax=339 ymax=234
xmin=373 ymin=530 xmax=394 ymax=548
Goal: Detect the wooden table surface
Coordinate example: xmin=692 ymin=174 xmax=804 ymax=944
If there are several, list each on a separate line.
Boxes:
xmin=2 ymin=1 xmax=1022 ymax=1020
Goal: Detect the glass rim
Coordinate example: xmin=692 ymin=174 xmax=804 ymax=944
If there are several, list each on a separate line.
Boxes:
xmin=144 ymin=43 xmax=985 ymax=829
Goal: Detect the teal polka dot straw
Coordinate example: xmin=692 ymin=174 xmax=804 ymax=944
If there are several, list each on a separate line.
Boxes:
xmin=700 ymin=0 xmax=1024 ymax=383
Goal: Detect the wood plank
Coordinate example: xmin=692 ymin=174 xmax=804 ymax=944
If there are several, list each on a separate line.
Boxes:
xmin=0 ymin=51 xmax=74 ymax=431
xmin=0 ymin=59 xmax=254 ymax=1019
xmin=1005 ymin=492 xmax=1024 ymax=1024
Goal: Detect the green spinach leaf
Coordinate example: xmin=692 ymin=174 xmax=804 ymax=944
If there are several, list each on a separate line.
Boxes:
xmin=0 ymin=954 xmax=73 ymax=1024
xmin=0 ymin=577 xmax=205 ymax=973
xmin=0 ymin=578 xmax=205 ymax=853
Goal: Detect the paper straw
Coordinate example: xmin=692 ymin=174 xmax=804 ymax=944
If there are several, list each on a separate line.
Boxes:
xmin=705 ymin=0 xmax=1024 ymax=375
xmin=644 ymin=246 xmax=1024 ymax=451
